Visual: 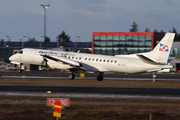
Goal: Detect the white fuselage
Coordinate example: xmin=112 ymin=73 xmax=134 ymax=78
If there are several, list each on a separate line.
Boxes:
xmin=9 ymin=48 xmax=169 ymax=73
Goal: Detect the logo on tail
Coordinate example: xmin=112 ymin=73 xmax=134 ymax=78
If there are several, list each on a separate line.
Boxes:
xmin=159 ymin=43 xmax=169 ymax=52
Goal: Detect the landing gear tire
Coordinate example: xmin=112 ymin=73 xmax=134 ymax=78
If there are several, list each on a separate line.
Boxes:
xmin=18 ymin=69 xmax=23 ymax=73
xmin=68 ymin=74 xmax=75 ymax=80
xmin=97 ymin=75 xmax=103 ymax=81
xmin=18 ymin=63 xmax=23 ymax=73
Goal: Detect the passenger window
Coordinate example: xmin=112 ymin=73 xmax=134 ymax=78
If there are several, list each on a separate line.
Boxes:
xmin=68 ymin=56 xmax=70 ymax=59
xmin=72 ymin=57 xmax=74 ymax=59
xmin=89 ymin=58 xmax=91 ymax=61
xmin=92 ymin=59 xmax=94 ymax=61
xmin=104 ymin=60 xmax=106 ymax=62
xmin=76 ymin=57 xmax=78 ymax=59
xmin=79 ymin=57 xmax=81 ymax=60
xmin=107 ymin=60 xmax=109 ymax=62
xmin=100 ymin=59 xmax=102 ymax=62
xmin=115 ymin=61 xmax=117 ymax=63
xmin=111 ymin=60 xmax=113 ymax=63
xmin=85 ymin=58 xmax=87 ymax=60
xmin=96 ymin=59 xmax=98 ymax=61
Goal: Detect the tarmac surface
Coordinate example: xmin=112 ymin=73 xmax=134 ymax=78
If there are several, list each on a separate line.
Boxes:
xmin=0 ymin=85 xmax=180 ymax=97
xmin=0 ymin=70 xmax=180 ymax=97
xmin=1 ymin=70 xmax=180 ymax=80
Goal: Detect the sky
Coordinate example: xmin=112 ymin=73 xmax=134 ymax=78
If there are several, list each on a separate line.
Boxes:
xmin=0 ymin=0 xmax=180 ymax=42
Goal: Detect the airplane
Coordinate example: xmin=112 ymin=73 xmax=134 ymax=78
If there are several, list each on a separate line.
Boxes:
xmin=9 ymin=33 xmax=175 ymax=81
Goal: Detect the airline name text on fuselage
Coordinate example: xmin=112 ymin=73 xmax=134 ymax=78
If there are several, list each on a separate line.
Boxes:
xmin=38 ymin=51 xmax=76 ymax=57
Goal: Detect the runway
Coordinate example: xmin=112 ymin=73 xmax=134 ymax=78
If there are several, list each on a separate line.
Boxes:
xmin=1 ymin=85 xmax=180 ymax=97
xmin=1 ymin=70 xmax=180 ymax=80
xmin=1 ymin=70 xmax=180 ymax=98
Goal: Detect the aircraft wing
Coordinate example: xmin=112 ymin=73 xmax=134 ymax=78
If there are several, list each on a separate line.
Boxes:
xmin=41 ymin=54 xmax=82 ymax=68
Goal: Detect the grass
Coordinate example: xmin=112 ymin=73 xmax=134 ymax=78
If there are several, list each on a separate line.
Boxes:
xmin=0 ymin=95 xmax=180 ymax=119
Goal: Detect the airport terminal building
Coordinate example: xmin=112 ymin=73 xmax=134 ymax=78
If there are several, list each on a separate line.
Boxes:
xmin=92 ymin=32 xmax=163 ymax=55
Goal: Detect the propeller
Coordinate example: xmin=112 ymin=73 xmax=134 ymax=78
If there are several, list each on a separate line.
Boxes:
xmin=41 ymin=57 xmax=51 ymax=71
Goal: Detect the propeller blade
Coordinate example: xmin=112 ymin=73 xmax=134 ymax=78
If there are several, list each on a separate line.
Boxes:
xmin=41 ymin=57 xmax=48 ymax=68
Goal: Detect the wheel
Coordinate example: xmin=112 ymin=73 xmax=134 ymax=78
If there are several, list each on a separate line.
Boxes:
xmin=68 ymin=74 xmax=75 ymax=80
xmin=97 ymin=75 xmax=103 ymax=81
xmin=18 ymin=69 xmax=23 ymax=73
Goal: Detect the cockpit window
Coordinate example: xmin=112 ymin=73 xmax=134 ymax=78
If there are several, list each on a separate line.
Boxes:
xmin=18 ymin=50 xmax=23 ymax=54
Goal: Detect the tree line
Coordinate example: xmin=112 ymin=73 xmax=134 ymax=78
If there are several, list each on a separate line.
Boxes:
xmin=130 ymin=22 xmax=180 ymax=41
xmin=26 ymin=31 xmax=71 ymax=42
xmin=29 ymin=22 xmax=180 ymax=42
xmin=0 ymin=30 xmax=71 ymax=43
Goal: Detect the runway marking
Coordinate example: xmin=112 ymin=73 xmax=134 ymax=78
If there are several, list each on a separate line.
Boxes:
xmin=2 ymin=76 xmax=180 ymax=81
xmin=0 ymin=92 xmax=180 ymax=100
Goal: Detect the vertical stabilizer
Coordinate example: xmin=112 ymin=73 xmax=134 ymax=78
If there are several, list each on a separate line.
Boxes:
xmin=137 ymin=33 xmax=175 ymax=64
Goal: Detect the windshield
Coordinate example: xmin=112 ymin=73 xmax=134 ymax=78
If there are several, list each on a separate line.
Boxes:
xmin=18 ymin=50 xmax=23 ymax=54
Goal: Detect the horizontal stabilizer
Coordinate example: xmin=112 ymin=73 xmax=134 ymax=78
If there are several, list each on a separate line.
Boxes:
xmin=167 ymin=57 xmax=175 ymax=63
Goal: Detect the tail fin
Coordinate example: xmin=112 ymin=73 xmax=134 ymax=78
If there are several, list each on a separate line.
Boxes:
xmin=137 ymin=33 xmax=175 ymax=64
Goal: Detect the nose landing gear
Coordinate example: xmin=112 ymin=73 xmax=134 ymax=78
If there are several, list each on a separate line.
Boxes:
xmin=18 ymin=63 xmax=23 ymax=73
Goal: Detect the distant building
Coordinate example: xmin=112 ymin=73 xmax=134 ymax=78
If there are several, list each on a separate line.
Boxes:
xmin=92 ymin=32 xmax=165 ymax=56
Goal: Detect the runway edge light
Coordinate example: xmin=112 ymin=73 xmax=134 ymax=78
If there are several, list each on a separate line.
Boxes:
xmin=47 ymin=91 xmax=51 ymax=94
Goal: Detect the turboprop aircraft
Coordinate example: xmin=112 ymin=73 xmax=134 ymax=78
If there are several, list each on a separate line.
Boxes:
xmin=9 ymin=33 xmax=175 ymax=81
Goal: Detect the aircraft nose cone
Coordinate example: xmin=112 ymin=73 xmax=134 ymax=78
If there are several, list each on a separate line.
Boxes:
xmin=9 ymin=55 xmax=14 ymax=61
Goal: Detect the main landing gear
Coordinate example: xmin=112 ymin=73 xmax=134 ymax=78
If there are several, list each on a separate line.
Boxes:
xmin=152 ymin=72 xmax=156 ymax=83
xmin=68 ymin=70 xmax=75 ymax=80
xmin=97 ymin=72 xmax=103 ymax=81
xmin=68 ymin=70 xmax=104 ymax=81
